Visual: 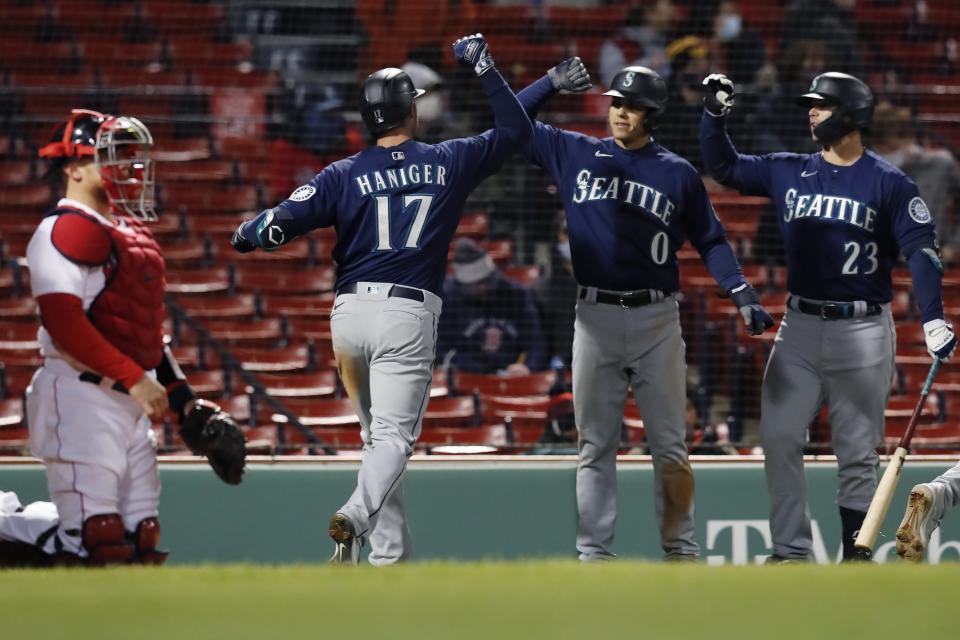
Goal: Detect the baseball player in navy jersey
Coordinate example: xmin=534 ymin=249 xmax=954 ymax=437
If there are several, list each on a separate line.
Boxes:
xmin=231 ymin=34 xmax=531 ymax=565
xmin=700 ymin=72 xmax=957 ymax=562
xmin=1 ymin=110 xmax=244 ymax=567
xmin=517 ymin=61 xmax=773 ymax=561
xmin=895 ymin=463 xmax=960 ymax=561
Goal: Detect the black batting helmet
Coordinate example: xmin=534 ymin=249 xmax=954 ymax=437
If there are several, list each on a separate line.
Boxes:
xmin=796 ymin=72 xmax=874 ymax=143
xmin=603 ymin=66 xmax=668 ymax=132
xmin=360 ymin=68 xmax=425 ymax=137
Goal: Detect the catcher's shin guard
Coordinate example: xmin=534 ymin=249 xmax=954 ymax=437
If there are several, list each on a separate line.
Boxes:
xmin=82 ymin=514 xmax=136 ymax=565
xmin=133 ymin=517 xmax=168 ymax=565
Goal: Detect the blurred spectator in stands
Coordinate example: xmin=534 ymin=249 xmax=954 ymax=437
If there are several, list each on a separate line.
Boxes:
xmin=685 ymin=398 xmax=737 ymax=455
xmin=401 ymin=60 xmax=447 ymax=144
xmin=703 ymin=1 xmax=767 ymax=84
xmin=598 ymin=0 xmax=676 ymax=85
xmin=303 ymin=85 xmax=346 ymax=158
xmin=653 ymin=36 xmax=711 ymax=170
xmin=437 ymin=238 xmax=548 ymax=375
xmin=871 ymin=102 xmax=960 ymax=260
xmin=534 ymin=213 xmax=577 ymax=369
xmin=780 ymin=0 xmax=863 ymax=78
xmin=747 ymin=39 xmax=830 ymax=155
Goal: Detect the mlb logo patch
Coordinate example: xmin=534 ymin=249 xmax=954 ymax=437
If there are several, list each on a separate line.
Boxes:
xmin=392 ymin=151 xmax=405 ymax=161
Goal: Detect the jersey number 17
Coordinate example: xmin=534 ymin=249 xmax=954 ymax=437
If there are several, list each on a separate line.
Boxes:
xmin=374 ymin=194 xmax=434 ymax=250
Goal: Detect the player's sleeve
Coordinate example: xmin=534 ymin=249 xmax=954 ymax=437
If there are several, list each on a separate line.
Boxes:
xmin=515 ymin=75 xmax=570 ymax=178
xmin=891 ymin=176 xmax=945 ymax=323
xmin=436 ymin=68 xmax=533 ymax=189
xmin=699 ymin=110 xmax=773 ymax=197
xmin=681 ymin=169 xmax=745 ymax=292
xmin=235 ymin=165 xmax=340 ymax=251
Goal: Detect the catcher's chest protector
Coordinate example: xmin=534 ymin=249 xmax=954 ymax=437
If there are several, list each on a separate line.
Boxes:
xmin=51 ymin=206 xmax=166 ymax=370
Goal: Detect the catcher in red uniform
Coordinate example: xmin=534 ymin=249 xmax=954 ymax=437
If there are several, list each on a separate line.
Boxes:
xmin=0 ymin=109 xmax=245 ymax=567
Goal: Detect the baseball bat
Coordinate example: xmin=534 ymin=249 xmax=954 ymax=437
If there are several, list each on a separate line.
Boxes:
xmin=854 ymin=357 xmax=942 ymax=552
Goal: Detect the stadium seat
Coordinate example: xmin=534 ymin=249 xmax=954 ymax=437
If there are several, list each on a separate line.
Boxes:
xmin=454 ymin=370 xmax=558 ymax=396
xmin=262 ymin=295 xmax=334 ymax=318
xmin=0 ymin=297 xmax=37 ymax=320
xmin=234 ymin=266 xmax=334 ymax=296
xmin=419 ymin=423 xmax=508 ymax=451
xmin=172 ymin=293 xmax=257 ymax=319
xmin=165 ymin=266 xmax=231 ymax=294
xmin=160 ymin=238 xmax=208 ymax=266
xmin=0 ymin=397 xmax=24 ymax=429
xmin=198 ymin=317 xmax=284 ymax=346
xmin=271 ymin=398 xmax=358 ymax=428
xmin=251 ymin=371 xmax=337 ymax=398
xmin=422 ymin=396 xmax=477 ymax=428
xmin=455 ymin=212 xmax=488 ymax=240
xmin=233 ymin=344 xmax=313 ymax=373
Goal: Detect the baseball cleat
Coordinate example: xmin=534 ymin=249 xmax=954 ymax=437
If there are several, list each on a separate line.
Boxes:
xmin=896 ymin=483 xmax=945 ymax=563
xmin=328 ymin=513 xmax=362 ymax=566
xmin=764 ymin=555 xmax=810 ymax=565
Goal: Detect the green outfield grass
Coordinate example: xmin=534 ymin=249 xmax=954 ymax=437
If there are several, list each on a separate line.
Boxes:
xmin=1 ymin=562 xmax=953 ymax=640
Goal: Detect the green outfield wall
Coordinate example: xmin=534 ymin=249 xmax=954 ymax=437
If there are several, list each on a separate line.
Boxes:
xmin=2 ymin=459 xmax=958 ymax=565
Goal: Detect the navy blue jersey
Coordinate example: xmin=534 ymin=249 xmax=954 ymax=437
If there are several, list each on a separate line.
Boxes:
xmin=701 ymin=112 xmax=938 ymax=303
xmin=238 ymin=70 xmax=531 ymax=296
xmin=517 ymin=76 xmax=743 ymax=293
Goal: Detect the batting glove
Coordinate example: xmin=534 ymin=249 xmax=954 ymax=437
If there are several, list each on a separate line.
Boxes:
xmin=453 ymin=33 xmax=495 ymax=77
xmin=230 ymin=222 xmax=257 ymax=253
xmin=924 ymin=318 xmax=957 ymax=362
xmin=548 ymin=57 xmax=592 ymax=93
xmin=702 ymin=73 xmax=735 ymax=116
xmin=730 ymin=283 xmax=774 ymax=336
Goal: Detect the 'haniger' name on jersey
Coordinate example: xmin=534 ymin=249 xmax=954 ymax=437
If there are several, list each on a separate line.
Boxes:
xmin=355 ymin=164 xmax=447 ymax=197
xmin=572 ymin=169 xmax=675 ymax=224
xmin=784 ymin=188 xmax=877 ymax=232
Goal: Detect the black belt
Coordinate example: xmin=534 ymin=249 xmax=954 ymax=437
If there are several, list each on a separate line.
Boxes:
xmin=580 ymin=288 xmax=662 ymax=308
xmin=78 ymin=371 xmax=128 ymax=394
xmin=337 ymin=283 xmax=425 ymax=303
xmin=792 ymin=296 xmax=882 ymax=320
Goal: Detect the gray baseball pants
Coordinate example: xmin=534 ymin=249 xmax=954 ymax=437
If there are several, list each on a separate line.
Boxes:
xmin=573 ymin=289 xmax=698 ymax=561
xmin=330 ymin=283 xmax=441 ymax=566
xmin=761 ymin=298 xmax=895 ymax=559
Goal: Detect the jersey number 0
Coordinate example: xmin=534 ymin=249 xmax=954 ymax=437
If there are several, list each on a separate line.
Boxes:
xmin=374 ymin=194 xmax=434 ymax=250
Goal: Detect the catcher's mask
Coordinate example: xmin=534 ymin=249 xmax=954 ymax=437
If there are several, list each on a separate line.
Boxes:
xmin=40 ymin=110 xmax=157 ymax=221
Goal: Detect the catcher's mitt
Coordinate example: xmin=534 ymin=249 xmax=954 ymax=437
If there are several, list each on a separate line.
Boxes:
xmin=179 ymin=399 xmax=246 ymax=485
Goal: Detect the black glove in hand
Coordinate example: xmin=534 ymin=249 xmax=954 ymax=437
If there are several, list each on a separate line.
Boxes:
xmin=729 ymin=283 xmax=774 ymax=336
xmin=548 ymin=57 xmax=592 ymax=93
xmin=453 ymin=33 xmax=495 ymax=76
xmin=230 ymin=222 xmax=257 ymax=253
xmin=179 ymin=399 xmax=247 ymax=485
xmin=702 ymin=73 xmax=736 ymax=116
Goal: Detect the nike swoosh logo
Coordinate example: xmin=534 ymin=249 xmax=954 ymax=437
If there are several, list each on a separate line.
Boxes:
xmin=801 ymin=170 xmax=818 ymax=177
xmin=595 ymin=151 xmax=614 ymax=158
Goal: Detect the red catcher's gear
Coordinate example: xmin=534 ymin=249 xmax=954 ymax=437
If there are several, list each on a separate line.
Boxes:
xmin=49 ymin=206 xmax=166 ymax=371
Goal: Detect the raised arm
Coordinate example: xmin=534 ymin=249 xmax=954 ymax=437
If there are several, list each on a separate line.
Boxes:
xmin=517 ymin=57 xmax=592 ymax=120
xmin=453 ymin=33 xmax=533 ymax=146
xmin=699 ymin=74 xmax=773 ymax=196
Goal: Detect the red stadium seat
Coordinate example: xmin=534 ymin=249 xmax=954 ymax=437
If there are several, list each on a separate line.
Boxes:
xmin=0 ymin=297 xmax=37 ymax=320
xmin=172 ymin=293 xmax=257 ymax=319
xmin=165 ymin=266 xmax=231 ymax=294
xmin=158 ymin=160 xmax=238 ymax=183
xmin=262 ymin=294 xmax=334 ymax=318
xmin=455 ymin=212 xmax=488 ymax=240
xmin=234 ymin=344 xmax=312 ymax=373
xmin=167 ymin=39 xmax=253 ymax=68
xmin=234 ymin=266 xmax=334 ymax=295
xmin=272 ymin=398 xmax=359 ymax=428
xmin=81 ymin=40 xmax=164 ymax=68
xmin=0 ymin=398 xmax=25 ymax=428
xmin=159 ymin=238 xmax=208 ymax=266
xmin=418 ymin=423 xmax=508 ymax=450
xmin=140 ymin=1 xmax=226 ymax=37
xmin=0 ymin=184 xmax=52 ymax=207
xmin=422 ymin=396 xmax=476 ymax=428
xmin=153 ymin=138 xmax=213 ymax=162
xmin=252 ymin=371 xmax=337 ymax=398
xmin=162 ymin=184 xmax=259 ymax=213
xmin=199 ymin=318 xmax=284 ymax=345
xmin=454 ymin=370 xmax=558 ymax=396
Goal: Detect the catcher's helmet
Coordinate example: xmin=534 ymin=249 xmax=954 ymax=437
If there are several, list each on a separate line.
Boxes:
xmin=796 ymin=72 xmax=874 ymax=143
xmin=360 ymin=68 xmax=425 ymax=137
xmin=602 ymin=66 xmax=668 ymax=132
xmin=39 ymin=109 xmax=107 ymax=160
xmin=40 ymin=109 xmax=157 ymax=221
